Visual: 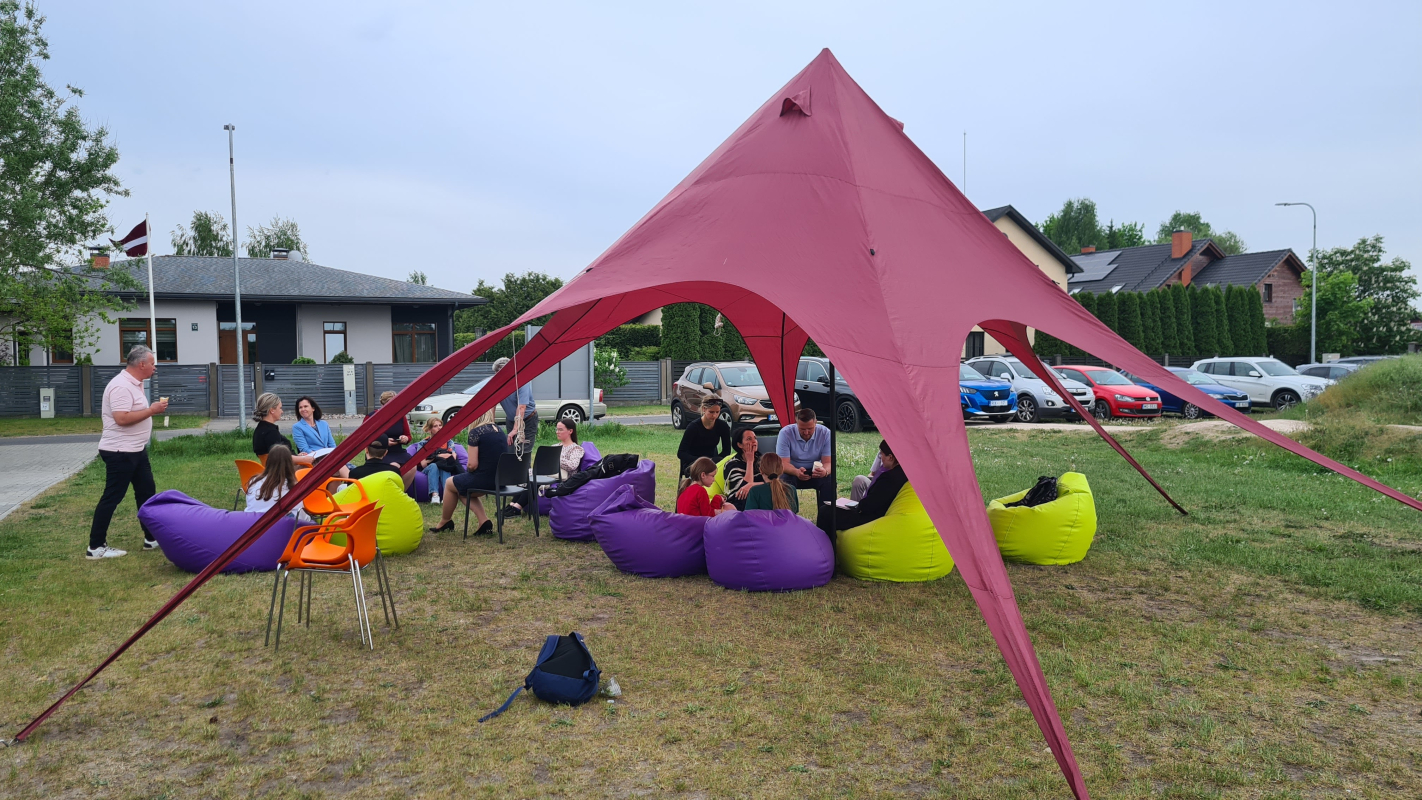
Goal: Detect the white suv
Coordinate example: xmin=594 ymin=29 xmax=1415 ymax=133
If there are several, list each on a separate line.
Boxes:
xmin=1190 ymin=357 xmax=1333 ymax=410
xmin=966 ymin=356 xmax=1095 ymax=423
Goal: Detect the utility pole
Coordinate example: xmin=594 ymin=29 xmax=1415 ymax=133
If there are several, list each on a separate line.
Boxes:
xmin=1276 ymin=202 xmax=1317 ymax=362
xmin=225 ymin=124 xmax=248 ymax=430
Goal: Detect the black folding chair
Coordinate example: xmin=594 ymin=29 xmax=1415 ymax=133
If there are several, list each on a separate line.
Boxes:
xmin=480 ymin=452 xmax=532 ymax=544
xmin=530 ymin=446 xmax=563 ymax=529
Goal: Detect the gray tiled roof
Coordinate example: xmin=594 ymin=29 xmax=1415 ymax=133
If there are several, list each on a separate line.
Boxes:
xmin=1066 ymin=239 xmax=1253 ymax=294
xmin=90 ymin=255 xmax=483 ymax=306
xmin=1192 ymin=249 xmax=1299 ymax=288
xmin=980 ymin=205 xmax=1083 ymax=275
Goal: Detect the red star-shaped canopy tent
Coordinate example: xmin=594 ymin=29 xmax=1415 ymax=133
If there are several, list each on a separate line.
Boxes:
xmin=21 ymin=49 xmax=1422 ymax=797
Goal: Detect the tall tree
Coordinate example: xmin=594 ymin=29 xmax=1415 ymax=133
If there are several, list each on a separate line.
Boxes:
xmin=658 ymin=304 xmax=701 ymax=359
xmin=1038 ymin=198 xmax=1147 ymax=255
xmin=1031 ymin=327 xmax=1064 ymax=359
xmin=1294 ymin=271 xmax=1372 ymax=357
xmin=1116 ymin=291 xmax=1144 ymax=349
xmin=1226 ymin=286 xmax=1251 ymax=355
xmin=698 ymin=304 xmax=723 ymax=360
xmin=454 ymin=271 xmax=564 ymax=341
xmin=1155 ymin=289 xmax=1179 ymax=354
xmin=1103 ymin=220 xmax=1147 ymax=250
xmin=1190 ymin=286 xmax=1218 ymax=355
xmin=1141 ymin=291 xmax=1164 ymax=354
xmin=1155 ymin=211 xmax=1247 ymax=255
xmin=0 ymin=1 xmax=138 ymax=362
xmin=245 ymin=216 xmax=308 ymax=258
xmin=171 ymin=211 xmax=233 ymax=256
xmin=721 ymin=316 xmax=749 ymax=360
xmin=1247 ymin=288 xmax=1268 ymax=356
xmin=1313 ymin=235 xmax=1418 ymax=354
xmin=1074 ymin=293 xmax=1097 ymax=356
xmin=1095 ymin=290 xmax=1119 ymax=333
xmin=1211 ymin=288 xmax=1233 ymax=355
xmin=407 ymin=271 xmax=427 ymax=285
xmin=1170 ymin=284 xmax=1195 ymax=354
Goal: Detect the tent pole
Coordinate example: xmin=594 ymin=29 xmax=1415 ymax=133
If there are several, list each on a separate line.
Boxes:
xmin=828 ymin=359 xmax=837 ymax=535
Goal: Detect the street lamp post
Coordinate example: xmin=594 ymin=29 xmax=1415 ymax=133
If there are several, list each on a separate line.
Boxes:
xmin=225 ymin=124 xmax=248 ymax=431
xmin=1276 ymin=202 xmax=1317 ymax=363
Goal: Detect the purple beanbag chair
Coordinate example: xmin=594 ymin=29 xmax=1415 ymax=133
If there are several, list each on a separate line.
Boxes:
xmin=703 ymin=510 xmax=834 ymax=592
xmin=536 ymin=442 xmax=604 ymax=515
xmin=405 ymin=442 xmax=469 ymax=500
xmin=589 ymin=484 xmax=707 ymax=578
xmin=138 ymin=490 xmax=299 ymax=574
xmin=549 ymin=457 xmax=656 ymax=542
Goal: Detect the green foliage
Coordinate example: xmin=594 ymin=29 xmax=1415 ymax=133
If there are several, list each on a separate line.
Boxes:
xmin=170 ymin=211 xmax=233 ymax=256
xmin=1031 ymin=328 xmax=1065 ymax=359
xmin=1141 ymin=291 xmax=1164 ymax=354
xmin=1116 ymin=291 xmax=1144 ymax=349
xmin=658 ymin=304 xmax=701 ymax=360
xmin=328 ymin=350 xmax=354 ymax=364
xmin=593 ymin=348 xmax=628 ymax=389
xmin=1037 ymin=198 xmax=1147 ymax=254
xmin=698 ymin=305 xmax=723 ymax=360
xmin=454 ymin=332 xmax=477 ymax=349
xmin=1103 ymin=220 xmax=1147 ymax=250
xmin=244 ymin=216 xmax=307 ymax=258
xmin=1154 ymin=289 xmax=1178 ymax=353
xmin=1247 ymin=289 xmax=1267 ymax=356
xmin=1155 ymin=211 xmax=1247 ymax=255
xmin=1265 ymin=324 xmax=1308 ymax=365
xmin=802 ymin=339 xmax=825 ymax=357
xmin=1311 ymin=354 xmax=1422 ymax=424
xmin=0 ymin=1 xmax=136 ymax=360
xmin=290 ymin=356 xmax=316 ymax=365
xmin=628 ymin=345 xmax=661 ymax=361
xmin=1073 ymin=292 xmax=1097 ymax=356
xmin=407 ymin=271 xmax=428 ymax=285
xmin=1190 ymin=286 xmax=1219 ymax=356
xmin=455 ymin=271 xmax=564 ymax=340
xmin=1313 ymin=235 xmax=1419 ymax=354
xmin=595 ymin=324 xmax=661 ymax=359
xmin=1170 ymin=284 xmax=1195 ymax=354
xmin=1225 ymin=287 xmax=1253 ymax=355
xmin=1295 ymin=270 xmax=1372 ymax=358
xmin=1212 ymin=288 xmax=1233 ymax=355
xmin=720 ymin=316 xmax=750 ymax=360
xmin=480 ymin=330 xmax=527 ymax=363
xmin=1095 ymin=290 xmax=1118 ymax=332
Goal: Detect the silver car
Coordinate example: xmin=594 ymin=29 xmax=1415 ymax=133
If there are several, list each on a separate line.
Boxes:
xmin=966 ymin=356 xmax=1095 ymax=423
xmin=409 ymin=377 xmax=607 ymax=428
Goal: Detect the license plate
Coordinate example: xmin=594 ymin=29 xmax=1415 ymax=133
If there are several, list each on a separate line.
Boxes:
xmin=1235 ymin=402 xmax=1250 ymax=408
xmin=767 ymin=415 xmax=777 ymax=422
xmin=989 ymin=400 xmax=1008 ymax=407
xmin=1141 ymin=403 xmax=1158 ymax=410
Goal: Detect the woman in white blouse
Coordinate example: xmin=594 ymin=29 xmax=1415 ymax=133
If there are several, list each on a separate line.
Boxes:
xmin=500 ymin=419 xmax=585 ymax=518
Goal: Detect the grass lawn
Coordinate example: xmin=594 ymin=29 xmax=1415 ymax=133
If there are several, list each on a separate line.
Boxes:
xmin=0 ymin=415 xmax=210 ymax=438
xmin=1 ymin=422 xmax=1420 ymax=798
xmin=603 ymin=403 xmax=669 ymax=417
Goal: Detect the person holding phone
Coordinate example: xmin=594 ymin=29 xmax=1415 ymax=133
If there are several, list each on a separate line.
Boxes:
xmin=87 ymin=345 xmax=168 ymax=559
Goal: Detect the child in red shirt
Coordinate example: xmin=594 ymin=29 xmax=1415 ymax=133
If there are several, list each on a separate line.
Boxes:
xmin=676 ymin=456 xmax=726 ymax=517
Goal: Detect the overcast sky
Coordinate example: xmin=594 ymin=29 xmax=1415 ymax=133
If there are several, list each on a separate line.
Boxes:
xmin=42 ymin=1 xmax=1422 ymax=294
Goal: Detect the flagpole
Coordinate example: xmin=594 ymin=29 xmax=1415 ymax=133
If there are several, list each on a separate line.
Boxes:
xmin=145 ymin=214 xmax=157 ymax=374
xmin=225 ymin=124 xmax=247 ymax=432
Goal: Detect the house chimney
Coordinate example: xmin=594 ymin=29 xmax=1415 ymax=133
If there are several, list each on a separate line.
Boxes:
xmin=270 ymin=248 xmax=290 ymax=260
xmin=1171 ymin=229 xmax=1192 ymax=259
xmin=1080 ymin=246 xmax=1096 ymax=254
xmin=88 ymin=245 xmax=109 ymax=269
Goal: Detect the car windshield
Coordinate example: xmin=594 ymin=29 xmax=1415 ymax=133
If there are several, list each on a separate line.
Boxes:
xmin=960 ymin=365 xmax=987 ymax=381
xmin=462 ymin=378 xmax=490 ymax=395
xmin=1175 ymin=370 xmax=1215 ymax=386
xmin=1256 ymin=360 xmax=1297 ymax=377
xmin=719 ymin=365 xmax=764 ymax=387
xmin=1088 ymin=370 xmax=1133 ymax=386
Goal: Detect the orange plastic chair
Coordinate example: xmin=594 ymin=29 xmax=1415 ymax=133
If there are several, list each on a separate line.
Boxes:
xmin=233 ymin=459 xmax=264 ymax=510
xmin=264 ymin=503 xmax=398 ymax=651
xmin=302 ymin=477 xmax=368 ymax=519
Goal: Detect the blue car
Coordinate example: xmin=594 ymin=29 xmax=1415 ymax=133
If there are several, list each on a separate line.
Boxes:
xmin=960 ymin=364 xmax=1017 ymax=423
xmin=1121 ymin=366 xmax=1252 ymax=419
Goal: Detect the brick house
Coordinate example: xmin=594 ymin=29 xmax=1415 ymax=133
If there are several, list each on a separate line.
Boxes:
xmin=1067 ymin=230 xmax=1307 ymax=322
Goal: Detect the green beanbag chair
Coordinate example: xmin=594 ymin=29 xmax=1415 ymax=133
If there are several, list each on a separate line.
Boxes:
xmin=835 ymin=482 xmax=954 ymax=582
xmin=333 ymin=471 xmax=425 ymax=555
xmin=986 ymin=472 xmax=1097 ymax=565
xmin=706 ymin=453 xmax=736 ymax=499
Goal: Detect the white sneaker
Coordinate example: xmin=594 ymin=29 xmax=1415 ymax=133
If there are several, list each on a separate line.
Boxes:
xmin=86 ymin=545 xmax=128 ymax=560
xmin=430 ymin=493 xmax=439 ymax=504
xmin=142 ymin=538 xmax=160 ymax=551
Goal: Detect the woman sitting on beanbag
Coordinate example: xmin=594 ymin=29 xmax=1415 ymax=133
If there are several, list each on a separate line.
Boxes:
xmin=244 ymin=445 xmax=312 ymax=521
xmin=836 ymin=439 xmax=905 ymax=531
xmin=743 ymin=454 xmax=798 ymax=512
xmin=676 ymin=457 xmax=727 ymax=517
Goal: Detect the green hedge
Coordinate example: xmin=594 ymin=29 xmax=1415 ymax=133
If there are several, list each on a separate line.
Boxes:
xmin=595 ymin=324 xmax=661 ymax=358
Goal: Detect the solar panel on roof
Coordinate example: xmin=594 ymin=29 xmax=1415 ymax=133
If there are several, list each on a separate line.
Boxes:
xmin=1068 ymin=251 xmax=1119 ymax=283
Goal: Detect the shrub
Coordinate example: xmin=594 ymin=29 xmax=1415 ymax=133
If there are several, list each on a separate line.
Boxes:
xmin=659 ymin=304 xmax=701 ymax=360
xmin=291 ymin=356 xmax=316 ymax=365
xmin=328 ymin=351 xmax=355 ymax=364
xmin=628 ymin=346 xmax=661 ymax=361
xmin=594 ymin=348 xmax=629 ymax=389
xmin=596 ymin=324 xmax=661 ymax=358
xmin=1116 ymin=291 xmax=1144 ymax=349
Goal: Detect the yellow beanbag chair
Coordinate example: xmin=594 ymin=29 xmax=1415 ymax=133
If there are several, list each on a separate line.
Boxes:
xmin=333 ymin=471 xmax=425 ymax=555
xmin=706 ymin=453 xmax=736 ymax=499
xmin=836 ymin=482 xmax=954 ymax=582
xmin=987 ymin=472 xmax=1096 ymax=565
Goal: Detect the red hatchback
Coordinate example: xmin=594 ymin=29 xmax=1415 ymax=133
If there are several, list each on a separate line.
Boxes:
xmin=1055 ymin=366 xmax=1162 ymax=420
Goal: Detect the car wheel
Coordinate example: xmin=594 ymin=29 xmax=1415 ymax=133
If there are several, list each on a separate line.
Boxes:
xmin=557 ymin=404 xmax=586 ymax=424
xmin=1015 ymin=395 xmax=1039 ymax=423
xmin=1182 ymin=402 xmax=1202 ymax=420
xmin=1093 ymin=401 xmax=1112 ymax=421
xmin=720 ymin=410 xmax=733 ymax=426
xmin=836 ymin=400 xmax=863 ymax=433
xmin=442 ymin=406 xmax=462 ymax=424
xmin=1273 ymin=390 xmax=1301 ymax=410
xmin=670 ymin=401 xmax=686 ymax=429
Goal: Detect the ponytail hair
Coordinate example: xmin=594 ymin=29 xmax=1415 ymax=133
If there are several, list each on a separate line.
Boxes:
xmin=759 ymin=454 xmax=792 ymax=511
xmin=679 ymin=456 xmax=717 ymax=493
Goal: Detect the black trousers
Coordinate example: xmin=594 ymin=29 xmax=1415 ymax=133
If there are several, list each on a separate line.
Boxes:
xmin=90 ymin=449 xmax=156 ymax=549
xmin=780 ymin=471 xmax=837 ymax=541
xmin=505 ymin=414 xmax=538 ymax=507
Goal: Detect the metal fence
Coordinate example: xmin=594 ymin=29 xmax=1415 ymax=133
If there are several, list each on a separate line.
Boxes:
xmin=604 ymin=360 xmax=663 ymax=402
xmin=0 ymin=366 xmax=83 ymax=417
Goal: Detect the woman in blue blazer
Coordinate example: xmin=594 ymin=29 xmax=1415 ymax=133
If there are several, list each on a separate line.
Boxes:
xmin=292 ymin=396 xmax=337 ymax=453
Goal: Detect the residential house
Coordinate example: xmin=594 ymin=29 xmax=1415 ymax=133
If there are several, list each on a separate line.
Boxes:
xmin=967 ymin=205 xmax=1084 ymax=358
xmin=22 ymin=251 xmax=484 ymax=366
xmin=1067 ymin=230 xmax=1307 ymax=322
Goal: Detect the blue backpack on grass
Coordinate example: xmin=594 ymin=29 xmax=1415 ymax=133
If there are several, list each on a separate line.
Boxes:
xmin=479 ymin=632 xmax=601 ymax=722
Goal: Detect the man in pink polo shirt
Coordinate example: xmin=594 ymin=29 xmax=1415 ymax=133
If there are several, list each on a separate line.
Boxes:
xmin=87 ymin=345 xmax=169 ymax=559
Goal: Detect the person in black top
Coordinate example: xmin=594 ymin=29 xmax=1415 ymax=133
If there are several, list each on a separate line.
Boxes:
xmin=377 ymin=391 xmax=413 ymax=466
xmin=677 ymin=397 xmax=732 ymax=475
xmin=348 ymin=441 xmax=401 ymax=481
xmin=430 ymin=410 xmax=505 ymax=536
xmin=722 ymin=426 xmax=763 ymax=511
xmin=835 ymin=439 xmax=907 ymax=531
xmin=252 ymin=393 xmax=315 ymax=465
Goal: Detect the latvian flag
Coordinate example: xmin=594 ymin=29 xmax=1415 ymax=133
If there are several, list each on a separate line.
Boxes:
xmin=110 ymin=220 xmax=149 ymax=257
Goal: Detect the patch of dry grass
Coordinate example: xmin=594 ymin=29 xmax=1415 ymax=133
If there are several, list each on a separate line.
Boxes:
xmin=1 ymin=426 xmax=1419 ymax=798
